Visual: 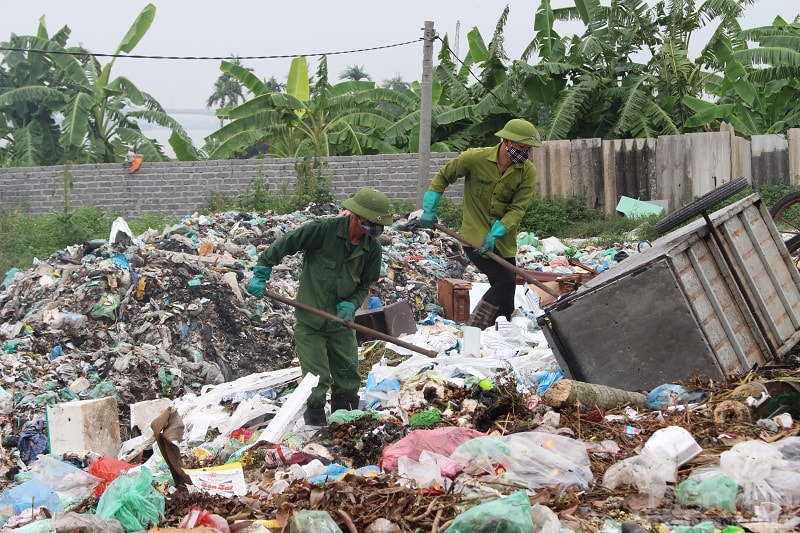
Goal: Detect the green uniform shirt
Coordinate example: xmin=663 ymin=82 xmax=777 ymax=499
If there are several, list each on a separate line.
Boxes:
xmin=257 ymin=216 xmax=382 ymax=329
xmin=429 ymin=144 xmax=538 ymax=258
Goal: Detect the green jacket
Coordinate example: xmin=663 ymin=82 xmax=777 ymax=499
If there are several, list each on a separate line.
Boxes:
xmin=429 ymin=144 xmax=538 ymax=258
xmin=256 ymin=216 xmax=382 ymax=328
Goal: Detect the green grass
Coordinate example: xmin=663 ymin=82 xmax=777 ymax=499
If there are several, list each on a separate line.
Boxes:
xmin=0 ymin=206 xmax=176 ymax=275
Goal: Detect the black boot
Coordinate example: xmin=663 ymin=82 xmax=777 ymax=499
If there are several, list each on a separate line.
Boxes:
xmin=466 ymin=298 xmax=500 ymax=330
xmin=303 ymin=407 xmax=327 ymax=426
xmin=331 ymin=393 xmax=360 ymax=412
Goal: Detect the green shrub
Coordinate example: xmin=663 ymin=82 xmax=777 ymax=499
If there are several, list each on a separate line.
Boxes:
xmin=437 ymin=197 xmax=463 ymax=231
xmin=520 ymin=196 xmax=600 ymax=237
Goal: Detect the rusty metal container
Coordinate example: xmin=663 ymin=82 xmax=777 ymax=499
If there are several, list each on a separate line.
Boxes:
xmin=539 ymin=193 xmax=800 ymax=391
xmin=437 ymin=278 xmax=472 ymax=323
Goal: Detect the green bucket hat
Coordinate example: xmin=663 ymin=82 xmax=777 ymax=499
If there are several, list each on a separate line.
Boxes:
xmin=342 ymin=188 xmax=393 ymax=226
xmin=495 ymin=118 xmax=541 ymax=147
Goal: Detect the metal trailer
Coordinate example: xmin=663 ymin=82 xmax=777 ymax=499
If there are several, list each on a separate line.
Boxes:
xmin=538 ymin=193 xmax=800 ymax=391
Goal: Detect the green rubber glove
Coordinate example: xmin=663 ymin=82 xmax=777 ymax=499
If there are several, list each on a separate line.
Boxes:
xmin=480 ymin=220 xmax=506 ymax=255
xmin=420 ymin=191 xmax=441 ymax=229
xmin=332 ymin=300 xmax=356 ymax=330
xmin=247 ymin=265 xmax=272 ymax=297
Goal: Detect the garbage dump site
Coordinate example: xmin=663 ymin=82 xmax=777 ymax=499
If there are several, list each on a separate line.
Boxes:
xmin=1 ymin=196 xmax=800 ymax=533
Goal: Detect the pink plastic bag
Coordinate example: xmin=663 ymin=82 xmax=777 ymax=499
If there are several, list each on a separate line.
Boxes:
xmin=179 ymin=506 xmax=231 ymax=533
xmin=379 ymin=427 xmax=484 ymax=472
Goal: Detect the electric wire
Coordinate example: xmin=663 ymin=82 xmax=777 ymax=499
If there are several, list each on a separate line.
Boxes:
xmin=433 ymin=34 xmax=517 ymax=117
xmin=0 ymin=38 xmax=423 ymax=61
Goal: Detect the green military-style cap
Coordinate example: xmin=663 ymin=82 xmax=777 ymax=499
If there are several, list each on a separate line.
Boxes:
xmin=496 ymin=118 xmax=541 ymax=147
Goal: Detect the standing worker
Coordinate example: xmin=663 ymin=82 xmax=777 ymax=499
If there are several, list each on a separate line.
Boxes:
xmin=420 ymin=118 xmax=540 ymax=329
xmin=247 ymin=188 xmax=393 ymax=426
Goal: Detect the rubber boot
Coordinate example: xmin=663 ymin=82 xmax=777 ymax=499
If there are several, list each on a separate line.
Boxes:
xmin=331 ymin=393 xmax=360 ymax=412
xmin=303 ymin=407 xmax=327 ymax=426
xmin=466 ymin=298 xmax=500 ymax=330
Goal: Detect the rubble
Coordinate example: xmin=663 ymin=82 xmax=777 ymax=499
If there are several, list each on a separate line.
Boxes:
xmin=0 ymin=203 xmax=798 ymax=532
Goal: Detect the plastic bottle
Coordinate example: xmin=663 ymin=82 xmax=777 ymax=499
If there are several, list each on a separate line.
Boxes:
xmin=251 ymin=303 xmax=265 ymax=322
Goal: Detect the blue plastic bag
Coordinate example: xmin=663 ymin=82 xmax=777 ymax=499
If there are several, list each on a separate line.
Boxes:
xmin=0 ymin=479 xmax=63 ymax=525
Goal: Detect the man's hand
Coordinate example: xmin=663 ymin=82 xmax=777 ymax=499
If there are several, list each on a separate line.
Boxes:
xmin=247 ymin=266 xmax=272 ymax=297
xmin=480 ymin=220 xmax=506 ymax=256
xmin=332 ymin=300 xmax=356 ymax=330
xmin=420 ymin=191 xmax=442 ymax=229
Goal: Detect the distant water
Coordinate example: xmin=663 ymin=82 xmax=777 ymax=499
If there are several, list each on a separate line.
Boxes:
xmin=139 ymin=109 xmax=221 ymax=158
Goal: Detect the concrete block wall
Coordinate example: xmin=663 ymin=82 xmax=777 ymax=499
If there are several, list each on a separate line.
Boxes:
xmin=1 ymin=129 xmax=798 ymax=220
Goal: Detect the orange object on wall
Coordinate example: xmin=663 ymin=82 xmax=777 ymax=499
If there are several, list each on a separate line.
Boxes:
xmin=129 ymin=155 xmax=143 ymax=174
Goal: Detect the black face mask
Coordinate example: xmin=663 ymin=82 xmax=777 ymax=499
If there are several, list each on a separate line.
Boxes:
xmin=506 ymin=143 xmax=529 ymax=164
xmin=360 ymin=220 xmax=384 ymax=238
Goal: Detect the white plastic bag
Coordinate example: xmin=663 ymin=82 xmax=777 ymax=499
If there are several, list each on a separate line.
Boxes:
xmin=688 ymin=438 xmax=800 ymax=509
xmin=449 ymin=431 xmax=593 ymax=491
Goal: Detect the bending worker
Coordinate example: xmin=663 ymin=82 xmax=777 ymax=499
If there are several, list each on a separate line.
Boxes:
xmin=247 ymin=188 xmax=393 ymax=426
xmin=420 ymin=118 xmax=540 ymax=329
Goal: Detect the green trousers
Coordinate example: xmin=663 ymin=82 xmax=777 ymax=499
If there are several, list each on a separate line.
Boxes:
xmin=294 ymin=321 xmax=361 ymax=409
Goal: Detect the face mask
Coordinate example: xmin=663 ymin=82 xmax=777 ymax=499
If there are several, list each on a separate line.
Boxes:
xmin=360 ymin=220 xmax=384 ymax=238
xmin=506 ymin=143 xmax=529 ymax=164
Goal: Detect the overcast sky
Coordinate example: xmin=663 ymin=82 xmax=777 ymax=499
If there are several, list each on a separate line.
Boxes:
xmin=2 ymin=1 xmax=796 ymax=109
xmin=1 ymin=1 xmax=796 ymax=148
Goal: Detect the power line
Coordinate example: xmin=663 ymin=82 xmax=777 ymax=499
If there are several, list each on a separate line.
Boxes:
xmin=435 ymin=35 xmax=516 ymax=116
xmin=0 ymin=38 xmax=423 ymax=61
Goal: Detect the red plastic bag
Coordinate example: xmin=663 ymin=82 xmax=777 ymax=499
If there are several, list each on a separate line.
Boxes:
xmin=88 ymin=457 xmax=135 ymax=496
xmin=379 ymin=427 xmax=485 ymax=472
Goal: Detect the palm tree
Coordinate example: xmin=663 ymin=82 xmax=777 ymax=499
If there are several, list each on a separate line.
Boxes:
xmin=264 ymin=75 xmax=286 ymax=93
xmin=339 ymin=64 xmax=371 ymax=81
xmin=380 ymin=76 xmax=411 ymax=93
xmin=207 ymin=57 xmax=248 ymax=127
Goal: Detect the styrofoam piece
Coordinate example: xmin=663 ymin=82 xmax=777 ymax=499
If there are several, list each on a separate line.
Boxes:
xmin=130 ymin=398 xmax=173 ymax=438
xmin=258 ymin=373 xmax=320 ymax=444
xmin=196 ymin=366 xmax=302 ymax=404
xmin=47 ymin=396 xmax=121 ymax=458
xmin=218 ymin=395 xmax=280 ymax=436
xmin=643 ymin=425 xmax=702 ymax=466
xmin=461 ymin=326 xmax=481 ymax=357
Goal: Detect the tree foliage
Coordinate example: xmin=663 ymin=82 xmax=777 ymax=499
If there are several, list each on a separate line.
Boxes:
xmin=0 ymin=4 xmax=198 ymax=167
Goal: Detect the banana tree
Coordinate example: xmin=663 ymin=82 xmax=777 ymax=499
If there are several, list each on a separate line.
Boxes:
xmin=206 ymin=56 xmax=413 ymax=159
xmin=45 ymin=4 xmax=198 ymax=163
xmin=683 ymin=17 xmax=800 ymax=134
xmin=0 ymin=23 xmax=70 ymax=166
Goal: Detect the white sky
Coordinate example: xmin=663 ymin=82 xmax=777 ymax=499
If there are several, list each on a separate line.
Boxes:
xmin=1 ymin=1 xmax=796 ymax=148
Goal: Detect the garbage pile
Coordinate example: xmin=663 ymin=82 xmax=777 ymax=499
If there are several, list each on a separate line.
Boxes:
xmin=1 ymin=205 xmax=799 ymax=532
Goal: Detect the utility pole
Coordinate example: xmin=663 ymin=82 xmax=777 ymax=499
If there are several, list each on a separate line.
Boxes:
xmin=417 ymin=21 xmax=435 ymax=206
xmin=454 ymin=20 xmax=460 ymax=58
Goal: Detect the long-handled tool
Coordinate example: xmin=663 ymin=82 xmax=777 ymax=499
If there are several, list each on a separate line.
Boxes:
xmin=434 ymin=223 xmax=560 ymax=298
xmin=263 ymin=290 xmax=439 ymax=358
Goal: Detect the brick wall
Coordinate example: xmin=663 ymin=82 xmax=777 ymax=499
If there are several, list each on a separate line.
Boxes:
xmin=2 ymin=130 xmax=798 ymax=219
xmin=0 ymin=154 xmax=461 ymax=219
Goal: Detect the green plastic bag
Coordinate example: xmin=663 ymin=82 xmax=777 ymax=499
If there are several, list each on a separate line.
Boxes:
xmin=290 ymin=510 xmax=343 ymax=532
xmin=444 ymin=490 xmax=533 ymax=533
xmin=675 ymin=476 xmax=738 ymax=511
xmin=95 ymin=467 xmax=165 ymax=532
xmin=90 ymin=293 xmax=121 ymax=320
xmin=673 ymin=521 xmax=715 ymax=533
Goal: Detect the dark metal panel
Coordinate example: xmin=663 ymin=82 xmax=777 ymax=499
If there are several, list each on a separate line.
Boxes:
xmin=542 ymin=261 xmax=725 ymax=391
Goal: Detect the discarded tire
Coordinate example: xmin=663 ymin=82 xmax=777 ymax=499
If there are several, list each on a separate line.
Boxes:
xmin=653 ymin=176 xmax=748 ymax=235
